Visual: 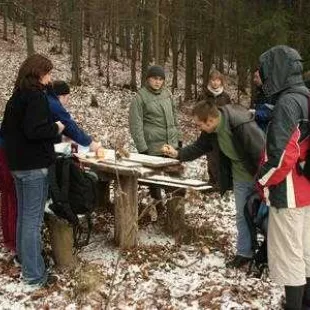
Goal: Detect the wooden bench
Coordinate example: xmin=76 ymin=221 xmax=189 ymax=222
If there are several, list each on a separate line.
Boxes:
xmin=138 ymin=175 xmax=213 ymax=235
xmin=138 ymin=175 xmax=212 ymax=191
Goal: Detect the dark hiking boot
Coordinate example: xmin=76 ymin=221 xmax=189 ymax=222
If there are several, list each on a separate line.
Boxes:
xmin=303 ymin=278 xmax=310 ymax=308
xmin=23 ymin=274 xmax=58 ymax=292
xmin=226 ymin=255 xmax=252 ymax=268
xmin=44 ymin=274 xmax=58 ymax=287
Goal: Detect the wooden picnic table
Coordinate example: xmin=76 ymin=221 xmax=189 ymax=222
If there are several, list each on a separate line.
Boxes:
xmin=74 ymin=149 xmax=181 ymax=248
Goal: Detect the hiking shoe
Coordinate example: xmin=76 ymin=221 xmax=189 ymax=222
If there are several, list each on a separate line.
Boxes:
xmin=45 ymin=274 xmax=58 ymax=287
xmin=226 ymin=255 xmax=252 ymax=268
xmin=23 ymin=274 xmax=58 ymax=292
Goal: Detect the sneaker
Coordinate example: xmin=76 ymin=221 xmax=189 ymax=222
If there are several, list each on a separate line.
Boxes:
xmin=226 ymin=255 xmax=252 ymax=268
xmin=23 ymin=283 xmax=43 ymax=293
xmin=23 ymin=274 xmax=58 ymax=292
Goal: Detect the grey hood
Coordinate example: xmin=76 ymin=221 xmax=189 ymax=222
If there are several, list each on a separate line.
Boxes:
xmin=259 ymin=45 xmax=304 ymax=97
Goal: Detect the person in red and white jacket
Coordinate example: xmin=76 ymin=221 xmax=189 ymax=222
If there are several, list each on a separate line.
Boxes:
xmin=257 ymin=45 xmax=310 ymax=310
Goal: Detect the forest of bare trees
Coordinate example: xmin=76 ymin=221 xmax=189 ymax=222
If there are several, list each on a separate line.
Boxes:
xmin=1 ymin=0 xmax=310 ymax=99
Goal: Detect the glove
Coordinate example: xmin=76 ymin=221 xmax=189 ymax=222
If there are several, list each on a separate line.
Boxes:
xmin=178 ymin=141 xmax=183 ymax=149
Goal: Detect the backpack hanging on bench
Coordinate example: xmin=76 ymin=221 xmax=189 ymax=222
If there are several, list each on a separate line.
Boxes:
xmin=48 ymin=155 xmax=98 ymax=248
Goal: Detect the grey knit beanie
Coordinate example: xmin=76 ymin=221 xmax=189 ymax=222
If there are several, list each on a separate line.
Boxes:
xmin=146 ymin=65 xmax=165 ymax=79
xmin=52 ymin=80 xmax=70 ymax=96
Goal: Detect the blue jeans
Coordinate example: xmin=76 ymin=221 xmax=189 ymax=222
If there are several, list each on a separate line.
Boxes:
xmin=12 ymin=168 xmax=49 ymax=285
xmin=233 ymin=181 xmax=255 ymax=258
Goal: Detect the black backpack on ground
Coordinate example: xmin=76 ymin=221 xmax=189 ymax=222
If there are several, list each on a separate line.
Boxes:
xmin=244 ymin=191 xmax=268 ymax=278
xmin=48 ymin=155 xmax=98 ymax=248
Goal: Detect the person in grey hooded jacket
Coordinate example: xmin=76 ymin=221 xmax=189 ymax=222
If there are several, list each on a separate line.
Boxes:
xmin=257 ymin=45 xmax=310 ymax=310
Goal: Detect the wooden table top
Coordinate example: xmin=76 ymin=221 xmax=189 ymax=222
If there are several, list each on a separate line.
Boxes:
xmin=74 ymin=149 xmax=180 ymax=177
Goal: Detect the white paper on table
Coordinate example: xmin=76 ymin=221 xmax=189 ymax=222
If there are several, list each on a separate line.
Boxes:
xmin=54 ymin=143 xmax=90 ymax=155
xmin=77 ymin=145 xmax=90 ymax=154
xmin=54 ymin=142 xmax=71 ymax=154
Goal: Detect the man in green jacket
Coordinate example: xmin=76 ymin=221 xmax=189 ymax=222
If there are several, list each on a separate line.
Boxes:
xmin=129 ymin=65 xmax=181 ymax=155
xmin=163 ymin=101 xmax=265 ymax=268
xmin=129 ymin=65 xmax=182 ymax=209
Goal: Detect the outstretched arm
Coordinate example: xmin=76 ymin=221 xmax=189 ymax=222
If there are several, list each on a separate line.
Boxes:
xmin=48 ymin=94 xmax=92 ymax=147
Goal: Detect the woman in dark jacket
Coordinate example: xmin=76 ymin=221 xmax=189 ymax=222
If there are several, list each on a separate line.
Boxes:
xmin=198 ymin=70 xmax=232 ymax=188
xmin=1 ymin=54 xmax=65 ymax=288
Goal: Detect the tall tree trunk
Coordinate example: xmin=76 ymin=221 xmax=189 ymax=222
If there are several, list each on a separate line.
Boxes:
xmin=171 ymin=29 xmax=178 ymax=91
xmin=130 ymin=25 xmax=139 ymax=91
xmin=119 ymin=24 xmax=125 ymax=57
xmin=110 ymin=0 xmax=118 ymax=61
xmin=25 ymin=0 xmax=35 ymax=56
xmin=87 ymin=36 xmax=92 ymax=67
xmin=154 ymin=0 xmax=160 ymax=64
xmin=2 ymin=3 xmax=9 ymax=41
xmin=159 ymin=0 xmax=167 ymax=66
xmin=71 ymin=0 xmax=82 ymax=86
xmin=12 ymin=3 xmax=17 ymax=35
xmin=185 ymin=33 xmax=196 ymax=101
xmin=59 ymin=0 xmax=70 ymax=53
xmin=125 ymin=25 xmax=131 ymax=59
xmin=95 ymin=23 xmax=103 ymax=76
xmin=141 ymin=0 xmax=152 ymax=86
xmin=106 ymin=30 xmax=111 ymax=87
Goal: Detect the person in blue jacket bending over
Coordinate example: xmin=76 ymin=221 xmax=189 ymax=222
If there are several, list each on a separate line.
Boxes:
xmin=47 ymin=80 xmax=102 ymax=151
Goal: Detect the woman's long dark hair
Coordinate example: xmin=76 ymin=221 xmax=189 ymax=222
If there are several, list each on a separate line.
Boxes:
xmin=14 ymin=54 xmax=53 ymax=91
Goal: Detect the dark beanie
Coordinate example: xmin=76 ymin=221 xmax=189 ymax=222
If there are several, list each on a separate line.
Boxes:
xmin=52 ymin=80 xmax=70 ymax=96
xmin=146 ymin=65 xmax=165 ymax=79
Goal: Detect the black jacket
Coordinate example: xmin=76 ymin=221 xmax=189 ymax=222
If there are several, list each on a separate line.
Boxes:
xmin=1 ymin=88 xmax=59 ymax=170
xmin=197 ymin=88 xmax=231 ymax=107
xmin=178 ymin=105 xmax=265 ymax=195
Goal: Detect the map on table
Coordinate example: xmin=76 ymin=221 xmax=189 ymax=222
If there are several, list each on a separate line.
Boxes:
xmin=124 ymin=153 xmax=180 ymax=168
xmin=74 ymin=153 xmax=143 ymax=168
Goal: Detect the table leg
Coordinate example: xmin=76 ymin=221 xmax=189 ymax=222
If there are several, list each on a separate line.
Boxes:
xmin=114 ymin=175 xmax=138 ymax=248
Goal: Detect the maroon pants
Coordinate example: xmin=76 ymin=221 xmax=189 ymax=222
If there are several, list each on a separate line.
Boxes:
xmin=0 ymin=148 xmax=17 ymax=252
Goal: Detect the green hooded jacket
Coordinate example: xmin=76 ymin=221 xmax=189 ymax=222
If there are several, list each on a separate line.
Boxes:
xmin=129 ymin=86 xmax=181 ymax=155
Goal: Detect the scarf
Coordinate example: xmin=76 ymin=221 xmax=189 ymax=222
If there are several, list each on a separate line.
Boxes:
xmin=207 ymin=85 xmax=224 ymax=97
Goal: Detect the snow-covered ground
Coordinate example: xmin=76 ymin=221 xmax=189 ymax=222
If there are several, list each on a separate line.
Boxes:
xmin=0 ymin=21 xmax=283 ymax=309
